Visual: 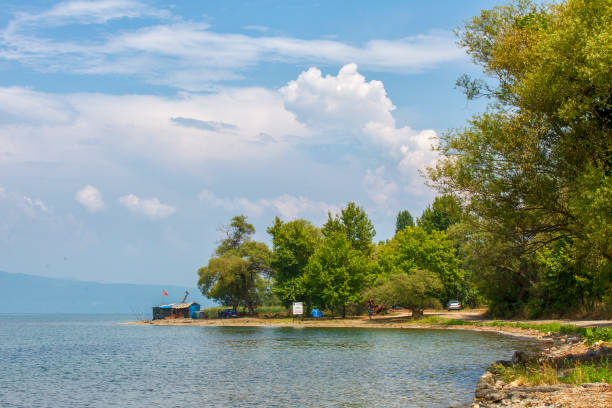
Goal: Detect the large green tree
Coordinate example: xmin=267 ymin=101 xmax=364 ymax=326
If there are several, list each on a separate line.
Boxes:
xmin=267 ymin=217 xmax=322 ymax=306
xmin=375 ymin=226 xmax=464 ymax=303
xmin=197 ymin=215 xmax=271 ymax=315
xmin=303 ymin=231 xmax=371 ymax=318
xmin=428 ymin=0 xmax=611 ymax=316
xmin=322 ymin=202 xmax=376 ymax=255
xmin=365 ymin=269 xmax=443 ymax=319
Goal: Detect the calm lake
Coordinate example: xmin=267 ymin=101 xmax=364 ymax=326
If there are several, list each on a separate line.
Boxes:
xmin=0 ymin=314 xmax=537 ymax=407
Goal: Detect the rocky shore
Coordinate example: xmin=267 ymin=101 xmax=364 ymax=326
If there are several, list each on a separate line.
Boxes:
xmin=470 ymin=337 xmax=611 ymax=408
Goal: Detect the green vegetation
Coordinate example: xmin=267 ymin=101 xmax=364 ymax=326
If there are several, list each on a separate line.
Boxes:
xmin=197 ymin=216 xmax=272 ymax=315
xmin=197 ymin=0 xmax=610 ymax=320
xmin=395 ymin=210 xmax=414 ymax=233
xmin=493 ymin=358 xmax=612 ymax=386
xmin=365 ymin=270 xmax=443 ymax=319
xmin=403 ymin=318 xmax=612 ymax=345
xmin=427 ymin=0 xmax=611 ymax=317
xmin=199 ymin=305 xmax=288 ymax=317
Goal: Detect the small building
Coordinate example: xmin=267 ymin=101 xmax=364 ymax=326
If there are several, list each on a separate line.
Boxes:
xmin=152 ymin=302 xmax=200 ymax=320
xmin=152 ymin=304 xmax=174 ymax=320
xmin=171 ymin=302 xmax=201 ymax=319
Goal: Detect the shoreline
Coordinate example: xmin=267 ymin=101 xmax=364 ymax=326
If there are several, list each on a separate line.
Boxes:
xmin=124 ymin=309 xmax=610 ymax=342
xmin=125 ymin=316 xmax=550 ymax=342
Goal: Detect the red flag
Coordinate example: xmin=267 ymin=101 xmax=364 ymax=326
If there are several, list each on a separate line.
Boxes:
xmin=162 ymin=290 xmax=168 ymax=296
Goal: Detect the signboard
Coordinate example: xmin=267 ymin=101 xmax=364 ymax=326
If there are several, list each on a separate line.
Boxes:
xmin=292 ymin=302 xmax=303 ymax=316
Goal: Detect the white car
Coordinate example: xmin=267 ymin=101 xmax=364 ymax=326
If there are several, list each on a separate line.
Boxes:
xmin=447 ymin=300 xmax=461 ymax=311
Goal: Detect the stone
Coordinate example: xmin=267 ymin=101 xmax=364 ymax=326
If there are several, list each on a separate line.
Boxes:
xmin=511 ymin=350 xmax=533 ymax=364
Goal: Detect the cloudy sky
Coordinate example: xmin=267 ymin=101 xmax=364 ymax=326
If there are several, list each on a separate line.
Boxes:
xmin=0 ymin=0 xmax=495 ymax=286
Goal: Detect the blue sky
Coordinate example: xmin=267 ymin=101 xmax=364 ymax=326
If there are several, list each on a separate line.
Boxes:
xmin=0 ymin=0 xmax=498 ymax=286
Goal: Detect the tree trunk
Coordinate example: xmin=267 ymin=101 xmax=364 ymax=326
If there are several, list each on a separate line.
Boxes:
xmin=342 ymin=304 xmax=346 ymax=319
xmin=411 ymin=308 xmax=424 ymax=319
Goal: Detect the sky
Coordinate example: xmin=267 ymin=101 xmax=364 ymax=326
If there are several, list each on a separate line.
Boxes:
xmin=0 ymin=0 xmax=499 ymax=286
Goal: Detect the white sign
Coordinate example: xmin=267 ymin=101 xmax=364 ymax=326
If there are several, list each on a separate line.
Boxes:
xmin=292 ymin=302 xmax=303 ymax=315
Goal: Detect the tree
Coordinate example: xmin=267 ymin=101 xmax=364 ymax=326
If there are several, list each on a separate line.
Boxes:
xmin=267 ymin=218 xmax=321 ymax=286
xmin=375 ymin=226 xmax=464 ymax=303
xmin=365 ymin=270 xmax=443 ymax=319
xmin=197 ymin=215 xmax=271 ymax=315
xmin=395 ymin=210 xmax=414 ymax=233
xmin=417 ymin=195 xmax=462 ymax=233
xmin=322 ymin=202 xmax=376 ymax=255
xmin=303 ymin=231 xmax=370 ymax=318
xmin=427 ymin=0 xmax=611 ymax=316
xmin=216 ymin=215 xmax=255 ymax=255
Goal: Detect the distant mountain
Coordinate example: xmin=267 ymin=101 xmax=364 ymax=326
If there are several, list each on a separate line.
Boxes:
xmin=0 ymin=271 xmax=215 ymax=316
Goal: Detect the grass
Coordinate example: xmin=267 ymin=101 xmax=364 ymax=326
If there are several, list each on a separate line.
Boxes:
xmin=199 ymin=305 xmax=288 ymax=317
xmin=493 ymin=357 xmax=611 ymax=386
xmin=402 ymin=317 xmax=612 ymax=345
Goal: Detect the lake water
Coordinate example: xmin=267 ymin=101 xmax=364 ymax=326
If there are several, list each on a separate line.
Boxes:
xmin=0 ymin=314 xmax=537 ymax=407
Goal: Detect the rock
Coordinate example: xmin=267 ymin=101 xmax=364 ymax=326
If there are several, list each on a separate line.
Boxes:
xmin=481 ymin=390 xmax=507 ymax=402
xmin=566 ymin=336 xmax=580 ymax=344
xmin=511 ymin=350 xmax=533 ymax=364
xmin=581 ymin=382 xmax=609 ymax=388
xmin=508 ymin=380 xmax=522 ymax=388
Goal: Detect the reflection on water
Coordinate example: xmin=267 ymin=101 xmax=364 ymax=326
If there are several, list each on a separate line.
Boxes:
xmin=0 ymin=315 xmax=537 ymax=408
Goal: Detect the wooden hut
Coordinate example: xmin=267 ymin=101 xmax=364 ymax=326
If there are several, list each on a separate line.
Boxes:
xmin=152 ymin=302 xmax=200 ymax=320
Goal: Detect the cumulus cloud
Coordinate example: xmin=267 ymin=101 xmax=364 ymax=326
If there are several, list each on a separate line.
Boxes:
xmin=280 ymin=63 xmax=395 ymax=130
xmin=199 ymin=189 xmax=336 ymax=220
xmin=118 ymin=194 xmax=175 ymax=219
xmin=364 ymin=123 xmax=439 ymax=194
xmin=363 ymin=166 xmax=398 ymax=207
xmin=75 ymin=185 xmax=105 ymax=212
xmin=0 ymin=1 xmax=464 ymax=90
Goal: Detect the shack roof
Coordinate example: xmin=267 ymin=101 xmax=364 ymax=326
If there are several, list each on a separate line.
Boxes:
xmin=172 ymin=302 xmax=199 ymax=309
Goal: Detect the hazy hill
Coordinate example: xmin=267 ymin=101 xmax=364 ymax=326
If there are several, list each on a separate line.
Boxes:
xmin=0 ymin=271 xmax=214 ymax=315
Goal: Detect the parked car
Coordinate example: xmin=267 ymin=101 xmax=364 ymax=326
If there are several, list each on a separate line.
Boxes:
xmin=447 ymin=300 xmax=461 ymax=311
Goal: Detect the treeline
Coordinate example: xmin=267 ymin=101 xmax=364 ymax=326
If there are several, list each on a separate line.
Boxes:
xmin=198 ymin=200 xmax=474 ymax=318
xmin=198 ymin=0 xmax=611 ymax=318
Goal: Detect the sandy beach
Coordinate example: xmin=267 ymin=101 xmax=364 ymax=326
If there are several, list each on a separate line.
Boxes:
xmin=126 ymin=309 xmax=611 ymax=341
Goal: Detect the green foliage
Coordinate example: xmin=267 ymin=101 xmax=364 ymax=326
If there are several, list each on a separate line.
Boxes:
xmin=395 ymin=210 xmax=414 ymax=233
xmin=267 ymin=217 xmax=321 ymax=306
xmin=375 ymin=226 xmax=465 ymax=303
xmin=365 ymin=269 xmax=443 ymax=318
xmin=493 ymin=358 xmax=612 ymax=386
xmin=417 ymin=195 xmax=462 ymax=233
xmin=584 ymin=327 xmax=612 ymax=345
xmin=197 ymin=215 xmax=272 ymax=315
xmin=303 ymin=231 xmax=371 ymax=317
xmin=428 ymin=0 xmax=612 ymax=317
xmin=216 ymin=215 xmax=255 ymax=255
xmin=323 ymin=202 xmax=376 ymax=256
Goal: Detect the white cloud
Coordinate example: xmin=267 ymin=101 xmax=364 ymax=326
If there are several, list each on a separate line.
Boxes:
xmin=363 ymin=166 xmax=398 ymax=207
xmin=0 ymin=2 xmax=464 ymax=90
xmin=0 ymin=86 xmax=306 ymax=168
xmin=118 ymin=194 xmax=175 ymax=219
xmin=22 ymin=195 xmax=48 ymax=215
xmin=280 ymin=63 xmax=395 ymax=130
xmin=199 ymin=189 xmax=336 ymax=220
xmin=75 ymin=185 xmax=105 ymax=212
xmin=279 ymin=64 xmax=440 ymax=195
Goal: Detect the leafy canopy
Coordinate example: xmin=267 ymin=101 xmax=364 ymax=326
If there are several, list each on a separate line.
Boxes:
xmin=395 ymin=210 xmax=414 ymax=233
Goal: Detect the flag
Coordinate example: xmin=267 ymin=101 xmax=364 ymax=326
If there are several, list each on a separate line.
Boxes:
xmin=162 ymin=290 xmax=168 ymax=296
